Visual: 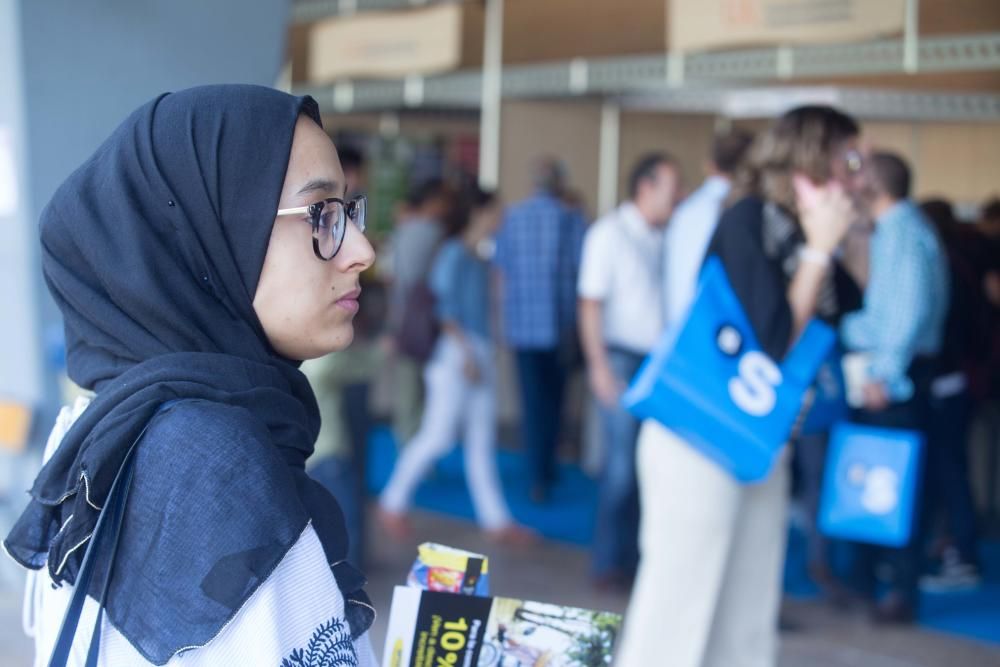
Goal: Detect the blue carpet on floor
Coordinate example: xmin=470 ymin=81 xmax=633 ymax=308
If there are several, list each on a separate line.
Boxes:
xmin=920 ymin=541 xmax=1000 ymax=645
xmin=367 ymin=426 xmax=1000 ymax=645
xmin=367 ymin=426 xmax=598 ymax=545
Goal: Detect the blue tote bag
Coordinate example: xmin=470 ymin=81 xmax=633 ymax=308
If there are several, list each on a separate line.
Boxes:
xmin=818 ymin=422 xmax=924 ymax=547
xmin=623 ymin=256 xmax=836 ymax=483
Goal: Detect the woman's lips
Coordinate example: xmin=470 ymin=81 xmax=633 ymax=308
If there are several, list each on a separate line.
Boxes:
xmin=335 ymin=288 xmax=361 ymax=313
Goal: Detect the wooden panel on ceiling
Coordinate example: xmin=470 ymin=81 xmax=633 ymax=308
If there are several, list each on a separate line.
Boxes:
xmin=459 ymin=1 xmax=485 ymax=69
xmin=793 ymin=71 xmax=1000 ymax=93
xmin=502 ymin=0 xmax=667 ymax=64
xmin=292 ymin=0 xmax=999 ymax=84
xmin=919 ymin=0 xmax=1000 ymax=35
xmin=294 ymin=3 xmax=485 ymax=83
xmin=670 ymin=0 xmax=907 ymax=52
xmin=289 ymin=22 xmax=311 ymax=83
xmin=309 ymin=4 xmax=467 ymax=82
xmin=494 ymin=0 xmax=999 ymax=63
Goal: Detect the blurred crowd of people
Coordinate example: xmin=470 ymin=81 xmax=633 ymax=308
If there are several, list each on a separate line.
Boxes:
xmin=302 ymin=106 xmax=999 ymax=665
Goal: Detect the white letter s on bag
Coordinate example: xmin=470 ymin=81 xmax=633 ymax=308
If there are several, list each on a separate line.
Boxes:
xmin=728 ymin=351 xmax=782 ymax=416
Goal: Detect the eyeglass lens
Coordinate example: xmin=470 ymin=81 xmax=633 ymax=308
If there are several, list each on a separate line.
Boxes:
xmin=313 ymin=200 xmax=345 ymax=260
xmin=312 ymin=196 xmax=366 ymax=260
xmin=348 ymin=196 xmax=367 ymax=233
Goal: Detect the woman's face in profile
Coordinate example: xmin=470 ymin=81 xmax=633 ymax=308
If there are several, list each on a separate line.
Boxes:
xmin=253 ymin=116 xmax=375 ymax=361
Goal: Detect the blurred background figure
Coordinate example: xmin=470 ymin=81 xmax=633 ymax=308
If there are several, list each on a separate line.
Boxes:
xmin=578 ymin=152 xmax=681 ymax=589
xmin=378 ymin=187 xmax=532 ymax=545
xmin=663 ymin=128 xmax=755 ymax=332
xmin=840 ymin=151 xmax=950 ymax=623
xmin=385 ymin=179 xmax=453 ymax=444
xmin=971 ymin=199 xmax=1000 ymax=405
xmin=339 ymin=145 xmax=367 ymax=197
xmin=494 ymin=157 xmax=585 ymax=504
xmin=619 ymin=106 xmax=862 ymax=667
xmin=971 ymin=199 xmax=1000 ymax=539
xmin=918 ymin=198 xmax=985 ymax=592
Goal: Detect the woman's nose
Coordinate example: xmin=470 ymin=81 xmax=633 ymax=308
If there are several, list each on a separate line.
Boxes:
xmin=336 ymin=223 xmax=376 ymax=273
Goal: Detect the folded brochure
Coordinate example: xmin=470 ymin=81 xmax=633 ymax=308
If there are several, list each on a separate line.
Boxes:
xmin=382 ymin=585 xmax=622 ymax=667
xmin=407 ymin=542 xmax=490 ymax=597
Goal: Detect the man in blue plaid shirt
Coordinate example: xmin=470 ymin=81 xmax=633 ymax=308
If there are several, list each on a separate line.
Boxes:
xmin=840 ymin=151 xmax=950 ymax=623
xmin=841 ymin=153 xmax=949 ymax=409
xmin=494 ymin=158 xmax=585 ymax=502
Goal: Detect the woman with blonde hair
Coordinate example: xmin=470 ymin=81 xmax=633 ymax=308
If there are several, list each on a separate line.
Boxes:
xmin=618 ymin=106 xmax=864 ymax=667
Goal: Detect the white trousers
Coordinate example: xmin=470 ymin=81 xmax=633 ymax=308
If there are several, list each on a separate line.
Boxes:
xmin=380 ymin=333 xmax=511 ymax=530
xmin=616 ymin=421 xmax=789 ymax=667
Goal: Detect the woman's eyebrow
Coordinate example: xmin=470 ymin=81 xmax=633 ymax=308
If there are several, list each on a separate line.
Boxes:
xmin=297 ymin=178 xmax=341 ymax=196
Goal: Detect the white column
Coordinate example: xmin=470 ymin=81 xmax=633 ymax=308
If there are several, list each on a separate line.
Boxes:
xmin=478 ymin=0 xmax=503 ymax=189
xmin=903 ymin=0 xmax=920 ymax=74
xmin=597 ymin=101 xmax=621 ymax=216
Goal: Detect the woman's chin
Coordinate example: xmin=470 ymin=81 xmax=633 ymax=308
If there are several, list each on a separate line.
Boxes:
xmin=320 ymin=326 xmax=355 ymax=355
xmin=282 ymin=325 xmax=355 ymax=361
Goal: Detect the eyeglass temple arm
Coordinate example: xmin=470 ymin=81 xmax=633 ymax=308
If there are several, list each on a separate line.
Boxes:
xmin=275 ymin=205 xmax=311 ymax=216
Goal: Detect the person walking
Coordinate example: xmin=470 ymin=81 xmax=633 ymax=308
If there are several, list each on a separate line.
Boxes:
xmin=378 ymin=188 xmax=532 ymax=545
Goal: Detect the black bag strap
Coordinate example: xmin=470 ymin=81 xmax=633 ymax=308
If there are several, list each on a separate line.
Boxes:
xmin=48 ymin=403 xmax=171 ymax=667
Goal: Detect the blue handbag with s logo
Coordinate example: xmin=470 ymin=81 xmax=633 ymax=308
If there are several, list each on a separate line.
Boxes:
xmin=818 ymin=422 xmax=924 ymax=547
xmin=622 ymin=256 xmax=835 ymax=483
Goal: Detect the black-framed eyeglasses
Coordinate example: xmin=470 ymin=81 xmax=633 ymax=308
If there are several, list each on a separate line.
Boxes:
xmin=275 ymin=195 xmax=367 ymax=261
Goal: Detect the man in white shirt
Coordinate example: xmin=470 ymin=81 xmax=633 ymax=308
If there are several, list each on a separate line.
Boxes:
xmin=578 ymin=152 xmax=682 ymax=586
xmin=663 ymin=129 xmax=754 ymax=327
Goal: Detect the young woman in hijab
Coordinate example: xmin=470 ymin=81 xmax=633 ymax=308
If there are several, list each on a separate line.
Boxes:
xmin=3 ymin=85 xmax=378 ymax=665
xmin=617 ymin=106 xmax=864 ymax=667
